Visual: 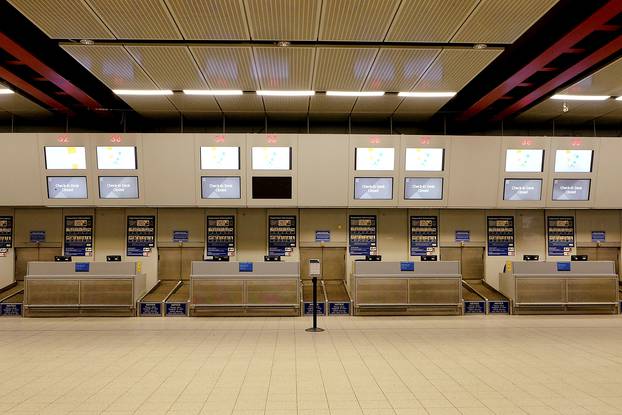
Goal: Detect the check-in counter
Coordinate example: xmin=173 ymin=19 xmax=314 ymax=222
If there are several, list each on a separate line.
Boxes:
xmin=352 ymin=261 xmax=462 ymax=315
xmin=24 ymin=262 xmax=146 ymax=317
xmin=499 ymin=261 xmax=619 ymax=314
xmin=190 ymin=261 xmax=300 ymax=316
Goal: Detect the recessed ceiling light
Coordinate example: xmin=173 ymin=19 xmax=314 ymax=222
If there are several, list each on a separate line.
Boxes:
xmin=79 ymin=39 xmax=95 ymax=45
xmin=113 ymin=89 xmax=173 ymax=96
xmin=257 ymin=90 xmax=315 ymax=96
xmin=277 ymin=41 xmax=291 ymax=47
xmin=0 ymin=88 xmax=14 ymax=94
xmin=551 ymin=94 xmax=610 ymax=101
xmin=473 ymin=43 xmax=487 ymax=49
xmin=183 ymin=90 xmax=244 ymax=96
xmin=616 ymin=96 xmax=622 ymax=101
xmin=398 ymin=91 xmax=456 ymax=98
xmin=326 ymin=91 xmax=385 ymax=97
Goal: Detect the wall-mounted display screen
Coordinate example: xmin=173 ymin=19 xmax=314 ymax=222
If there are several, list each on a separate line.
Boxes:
xmin=201 ymin=176 xmax=241 ymax=199
xmin=503 ymin=179 xmax=542 ymax=201
xmin=201 ymin=146 xmax=240 ymax=170
xmin=354 ymin=177 xmax=393 ymax=200
xmin=554 ymin=149 xmax=593 ymax=173
xmin=47 ymin=176 xmax=88 ymax=199
xmin=552 ymin=179 xmax=591 ymax=201
xmin=252 ymin=147 xmax=291 ymax=170
xmin=404 ymin=177 xmax=443 ymax=200
xmin=96 ymin=146 xmax=137 ymax=169
xmin=252 ymin=176 xmax=292 ymax=199
xmin=44 ymin=147 xmax=86 ymax=170
xmin=505 ymin=149 xmax=544 ymax=172
xmin=405 ymin=148 xmax=444 ymax=171
xmin=99 ymin=176 xmax=139 ymax=199
xmin=355 ymin=148 xmax=395 ymax=171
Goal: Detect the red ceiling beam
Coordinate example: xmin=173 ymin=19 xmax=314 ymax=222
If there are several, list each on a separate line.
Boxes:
xmin=457 ymin=0 xmax=622 ymax=121
xmin=0 ymin=65 xmax=70 ymax=112
xmin=0 ymin=33 xmax=102 ymax=110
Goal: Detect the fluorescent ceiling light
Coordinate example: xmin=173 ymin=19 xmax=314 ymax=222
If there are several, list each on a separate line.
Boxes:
xmin=183 ymin=90 xmax=243 ymax=96
xmin=326 ymin=91 xmax=385 ymax=97
xmin=551 ymin=94 xmax=609 ymax=101
xmin=0 ymin=88 xmax=14 ymax=94
xmin=398 ymin=91 xmax=456 ymax=98
xmin=113 ymin=89 xmax=173 ymax=96
xmin=616 ymin=96 xmax=622 ymax=101
xmin=256 ymin=90 xmax=315 ymax=96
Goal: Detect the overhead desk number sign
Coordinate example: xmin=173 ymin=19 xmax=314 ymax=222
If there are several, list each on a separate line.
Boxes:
xmin=0 ymin=216 xmax=13 ymax=249
xmin=207 ymin=216 xmax=235 ymax=257
xmin=410 ymin=216 xmax=438 ymax=256
xmin=547 ymin=216 xmax=574 ymax=256
xmin=127 ymin=216 xmax=155 ymax=256
xmin=64 ymin=216 xmax=93 ymax=257
xmin=268 ymin=216 xmax=296 ymax=256
xmin=349 ymin=215 xmax=377 ymax=256
xmin=487 ymin=216 xmax=514 ymax=256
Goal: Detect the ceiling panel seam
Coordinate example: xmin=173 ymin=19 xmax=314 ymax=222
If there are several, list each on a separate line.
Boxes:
xmin=382 ymin=0 xmax=405 ymax=42
xmin=80 ymin=0 xmax=117 ymax=39
xmin=447 ymin=0 xmax=484 ymax=43
xmin=391 ymin=48 xmax=444 ymax=115
xmin=349 ymin=48 xmax=382 ymax=115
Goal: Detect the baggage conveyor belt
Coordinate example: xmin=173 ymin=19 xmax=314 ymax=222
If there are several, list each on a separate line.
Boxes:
xmin=164 ymin=282 xmax=189 ymax=316
xmin=138 ymin=280 xmax=179 ymax=316
xmin=0 ymin=282 xmax=24 ymax=316
xmin=462 ymin=282 xmax=486 ymax=314
xmin=323 ymin=280 xmax=352 ymax=315
xmin=463 ymin=279 xmax=511 ymax=314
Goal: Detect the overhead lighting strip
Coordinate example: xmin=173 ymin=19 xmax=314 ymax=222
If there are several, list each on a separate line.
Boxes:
xmin=398 ymin=91 xmax=456 ymax=98
xmin=113 ymin=89 xmax=173 ymax=96
xmin=257 ymin=90 xmax=315 ymax=96
xmin=183 ymin=90 xmax=244 ymax=96
xmin=326 ymin=91 xmax=385 ymax=97
xmin=551 ymin=94 xmax=610 ymax=101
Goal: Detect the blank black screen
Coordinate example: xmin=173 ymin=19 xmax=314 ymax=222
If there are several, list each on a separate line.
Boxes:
xmin=252 ymin=176 xmax=292 ymax=199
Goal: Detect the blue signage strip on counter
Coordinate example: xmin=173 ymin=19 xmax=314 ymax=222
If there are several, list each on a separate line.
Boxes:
xmin=488 ymin=301 xmax=510 ymax=314
xmin=315 ymin=230 xmax=331 ymax=243
xmin=487 ymin=216 xmax=515 ymax=256
xmin=127 ymin=216 xmax=155 ymax=256
xmin=239 ymin=262 xmax=253 ymax=272
xmin=30 ymin=230 xmax=46 ymax=243
xmin=0 ymin=303 xmax=22 ymax=317
xmin=557 ymin=262 xmax=571 ymax=272
xmin=140 ymin=302 xmax=162 ymax=316
xmin=410 ymin=216 xmax=438 ymax=256
xmin=349 ymin=215 xmax=377 ymax=256
xmin=64 ymin=216 xmax=93 ymax=257
xmin=464 ymin=301 xmax=486 ymax=314
xmin=400 ymin=261 xmax=415 ymax=272
xmin=172 ymin=230 xmax=189 ymax=242
xmin=592 ymin=231 xmax=606 ymax=242
xmin=455 ymin=230 xmax=470 ymax=242
xmin=207 ymin=216 xmax=235 ymax=257
xmin=547 ymin=216 xmax=574 ymax=256
xmin=166 ymin=302 xmax=188 ymax=316
xmin=0 ymin=216 xmax=13 ymax=248
xmin=75 ymin=262 xmax=90 ymax=272
xmin=304 ymin=301 xmax=326 ymax=316
xmin=268 ymin=216 xmax=296 ymax=257
xmin=328 ymin=302 xmax=351 ymax=315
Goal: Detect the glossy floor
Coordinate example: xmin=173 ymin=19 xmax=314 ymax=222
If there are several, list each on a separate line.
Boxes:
xmin=1 ymin=316 xmax=622 ymax=415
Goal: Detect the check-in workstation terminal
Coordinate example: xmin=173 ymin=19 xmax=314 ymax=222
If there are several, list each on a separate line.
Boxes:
xmin=0 ymin=133 xmax=621 ymax=317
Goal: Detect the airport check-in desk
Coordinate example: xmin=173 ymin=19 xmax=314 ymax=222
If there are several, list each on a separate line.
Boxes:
xmin=499 ymin=261 xmax=619 ymax=314
xmin=352 ymin=261 xmax=463 ymax=315
xmin=24 ymin=262 xmax=146 ymax=317
xmin=190 ymin=261 xmax=301 ymax=316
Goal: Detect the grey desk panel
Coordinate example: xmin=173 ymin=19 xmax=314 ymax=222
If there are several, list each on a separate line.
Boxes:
xmin=510 ymin=261 xmax=615 ymax=277
xmin=191 ymin=261 xmax=299 ymax=279
xmin=27 ymin=262 xmax=138 ymax=277
xmin=353 ymin=261 xmax=460 ymax=278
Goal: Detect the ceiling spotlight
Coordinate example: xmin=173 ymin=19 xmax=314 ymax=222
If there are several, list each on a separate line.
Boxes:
xmin=277 ymin=41 xmax=291 ymax=47
xmin=80 ymin=39 xmax=95 ymax=45
xmin=562 ymin=102 xmax=569 ymax=113
xmin=473 ymin=43 xmax=487 ymax=49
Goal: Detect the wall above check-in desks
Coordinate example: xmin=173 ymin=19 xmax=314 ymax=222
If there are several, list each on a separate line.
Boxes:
xmin=0 ymin=133 xmax=617 ymax=208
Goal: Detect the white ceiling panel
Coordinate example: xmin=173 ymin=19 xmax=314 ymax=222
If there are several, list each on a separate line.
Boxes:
xmin=61 ymin=44 xmax=157 ymax=89
xmin=308 ymin=95 xmax=357 ymax=113
xmin=165 ymin=0 xmax=250 ymax=40
xmin=7 ymin=0 xmax=114 ymax=39
xmin=253 ymin=47 xmax=315 ymax=90
xmin=560 ymin=57 xmax=622 ymax=96
xmin=387 ymin=0 xmax=478 ymax=43
xmin=244 ymin=0 xmax=321 ymax=41
xmin=125 ymin=46 xmax=207 ymax=89
xmin=190 ymin=46 xmax=259 ymax=90
xmin=119 ymin=95 xmax=177 ymax=113
xmin=362 ymin=48 xmax=441 ymax=91
xmin=215 ymin=95 xmax=264 ymax=112
xmin=313 ymin=47 xmax=378 ymax=91
xmin=167 ymin=94 xmax=220 ymax=112
xmin=262 ymin=96 xmax=310 ymax=112
xmin=85 ymin=0 xmax=182 ymax=39
xmin=351 ymin=95 xmax=402 ymax=114
xmin=319 ymin=0 xmax=401 ymax=41
xmin=452 ymin=0 xmax=559 ymax=44
xmin=394 ymin=96 xmax=452 ymax=120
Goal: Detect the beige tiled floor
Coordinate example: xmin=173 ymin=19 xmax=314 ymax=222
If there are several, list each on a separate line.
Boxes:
xmin=2 ymin=315 xmax=622 ymax=414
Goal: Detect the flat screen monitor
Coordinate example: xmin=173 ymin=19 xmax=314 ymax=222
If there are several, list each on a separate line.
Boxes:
xmin=554 ymin=149 xmax=593 ymax=173
xmin=505 ymin=149 xmax=544 ymax=172
xmin=503 ymin=179 xmax=542 ymax=201
xmin=99 ymin=176 xmax=139 ymax=199
xmin=96 ymin=146 xmax=137 ymax=169
xmin=405 ymin=148 xmax=444 ymax=171
xmin=200 ymin=146 xmax=239 ymax=170
xmin=44 ymin=146 xmax=86 ymax=170
xmin=355 ymin=148 xmax=395 ymax=171
xmin=354 ymin=177 xmax=393 ymax=200
xmin=47 ymin=176 xmax=88 ymax=199
xmin=252 ymin=176 xmax=292 ymax=199
xmin=251 ymin=147 xmax=291 ymax=170
xmin=404 ymin=177 xmax=443 ymax=200
xmin=552 ymin=179 xmax=591 ymax=201
xmin=201 ymin=176 xmax=241 ymax=199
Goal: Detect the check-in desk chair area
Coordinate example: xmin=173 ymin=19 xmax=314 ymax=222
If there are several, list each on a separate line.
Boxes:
xmin=24 ymin=262 xmax=146 ymax=317
xmin=190 ymin=261 xmax=300 ymax=316
xmin=499 ymin=261 xmax=619 ymax=314
xmin=353 ymin=261 xmax=463 ymax=316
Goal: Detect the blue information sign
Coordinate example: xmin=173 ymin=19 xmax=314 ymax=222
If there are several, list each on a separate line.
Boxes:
xmin=304 ymin=301 xmax=325 ymax=316
xmin=315 ymin=230 xmax=331 ymax=243
xmin=172 ymin=230 xmax=189 ymax=242
xmin=349 ymin=215 xmax=377 ymax=256
xmin=557 ymin=262 xmax=571 ymax=271
xmin=0 ymin=303 xmax=22 ymax=316
xmin=487 ymin=216 xmax=515 ymax=256
xmin=239 ymin=262 xmax=253 ymax=272
xmin=127 ymin=216 xmax=155 ymax=256
xmin=455 ymin=230 xmax=470 ymax=242
xmin=166 ymin=302 xmax=188 ymax=316
xmin=400 ymin=261 xmax=415 ymax=272
xmin=592 ymin=231 xmax=606 ymax=242
xmin=140 ymin=302 xmax=162 ymax=316
xmin=548 ymin=216 xmax=574 ymax=256
xmin=207 ymin=216 xmax=235 ymax=257
xmin=30 ymin=230 xmax=46 ymax=243
xmin=464 ymin=301 xmax=486 ymax=314
xmin=268 ymin=216 xmax=296 ymax=257
xmin=328 ymin=302 xmax=351 ymax=315
xmin=75 ymin=262 xmax=90 ymax=272
xmin=410 ymin=216 xmax=438 ymax=256
xmin=488 ymin=301 xmax=510 ymax=314
xmin=64 ymin=216 xmax=93 ymax=257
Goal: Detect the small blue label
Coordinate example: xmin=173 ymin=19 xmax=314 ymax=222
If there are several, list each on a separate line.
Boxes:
xmin=0 ymin=303 xmax=22 ymax=316
xmin=173 ymin=231 xmax=189 ymax=242
xmin=455 ymin=230 xmax=470 ymax=242
xmin=488 ymin=301 xmax=510 ymax=314
xmin=75 ymin=263 xmax=90 ymax=272
xmin=304 ymin=301 xmax=325 ymax=316
xmin=557 ymin=262 xmax=571 ymax=272
xmin=239 ymin=262 xmax=253 ymax=272
xmin=166 ymin=302 xmax=187 ymax=316
xmin=464 ymin=301 xmax=485 ymax=314
xmin=30 ymin=231 xmax=46 ymax=242
xmin=328 ymin=302 xmax=350 ymax=315
xmin=140 ymin=302 xmax=162 ymax=316
xmin=400 ymin=261 xmax=415 ymax=272
xmin=315 ymin=230 xmax=331 ymax=243
xmin=592 ymin=231 xmax=606 ymax=242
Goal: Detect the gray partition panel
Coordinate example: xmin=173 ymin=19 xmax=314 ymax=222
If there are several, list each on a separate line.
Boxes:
xmin=511 ymin=261 xmax=615 ymax=276
xmin=191 ymin=261 xmax=299 ymax=278
xmin=27 ymin=261 xmax=138 ymax=277
xmin=353 ymin=261 xmax=460 ymax=277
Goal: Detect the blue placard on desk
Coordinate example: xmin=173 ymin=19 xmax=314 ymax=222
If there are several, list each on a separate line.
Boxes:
xmin=75 ymin=262 xmax=90 ymax=272
xmin=239 ymin=262 xmax=253 ymax=272
xmin=400 ymin=261 xmax=415 ymax=272
xmin=557 ymin=262 xmax=571 ymax=272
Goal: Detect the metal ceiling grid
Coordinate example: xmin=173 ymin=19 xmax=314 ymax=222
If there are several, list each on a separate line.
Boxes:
xmin=7 ymin=0 xmax=114 ymax=39
xmin=164 ymin=0 xmax=250 ymax=40
xmin=189 ymin=46 xmax=260 ymax=91
xmin=312 ymin=47 xmax=378 ymax=91
xmin=125 ymin=46 xmax=208 ymax=89
xmin=244 ymin=0 xmax=321 ymax=41
xmin=318 ymin=0 xmax=401 ymax=41
xmin=451 ymin=0 xmax=559 ymax=44
xmin=386 ymin=0 xmax=479 ymax=43
xmin=252 ymin=47 xmax=316 ymax=90
xmin=362 ymin=48 xmax=441 ymax=92
xmin=85 ymin=0 xmax=182 ymax=39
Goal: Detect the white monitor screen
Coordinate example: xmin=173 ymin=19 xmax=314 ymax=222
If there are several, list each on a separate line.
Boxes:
xmin=45 ymin=147 xmax=86 ymax=170
xmin=355 ymin=148 xmax=395 ymax=171
xmin=503 ymin=179 xmax=542 ymax=201
xmin=99 ymin=176 xmax=139 ymax=199
xmin=252 ymin=147 xmax=291 ymax=170
xmin=354 ymin=177 xmax=393 ymax=200
xmin=505 ymin=149 xmax=544 ymax=172
xmin=405 ymin=148 xmax=444 ymax=171
xmin=47 ymin=176 xmax=88 ymax=199
xmin=96 ymin=146 xmax=137 ymax=170
xmin=404 ymin=177 xmax=443 ymax=200
xmin=554 ymin=150 xmax=593 ymax=173
xmin=552 ymin=179 xmax=591 ymax=201
xmin=201 ymin=177 xmax=241 ymax=199
xmin=201 ymin=146 xmax=240 ymax=170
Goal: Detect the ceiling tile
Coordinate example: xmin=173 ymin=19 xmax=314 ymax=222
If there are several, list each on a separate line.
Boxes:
xmin=119 ymin=95 xmax=177 ymax=113
xmin=309 ymin=95 xmax=356 ymax=113
xmin=253 ymin=47 xmax=315 ymax=90
xmin=165 ymin=0 xmax=249 ymax=40
xmin=394 ymin=96 xmax=452 ymax=121
xmin=167 ymin=94 xmax=220 ymax=112
xmin=215 ymin=94 xmax=264 ymax=112
xmin=190 ymin=46 xmax=260 ymax=90
xmin=0 ymin=84 xmax=50 ymax=117
xmin=319 ymin=0 xmax=401 ymax=41
xmin=244 ymin=0 xmax=321 ymax=40
xmin=362 ymin=48 xmax=441 ymax=91
xmin=262 ymin=96 xmax=310 ymax=112
xmin=561 ymin=56 xmax=622 ymax=96
xmin=351 ymin=95 xmax=402 ymax=114
xmin=125 ymin=46 xmax=207 ymax=89
xmin=313 ymin=47 xmax=378 ymax=91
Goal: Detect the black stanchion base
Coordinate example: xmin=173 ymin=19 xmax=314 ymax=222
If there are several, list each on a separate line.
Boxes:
xmin=305 ymin=327 xmax=325 ymax=332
